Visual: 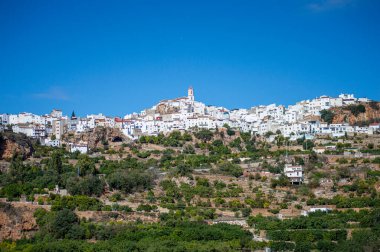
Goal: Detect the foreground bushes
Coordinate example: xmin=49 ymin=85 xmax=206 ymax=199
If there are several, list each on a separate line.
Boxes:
xmin=3 ymin=208 xmax=263 ymax=252
xmin=306 ymin=195 xmax=380 ymax=208
xmin=49 ymin=194 xmax=104 ymax=211
xmin=249 ymin=208 xmax=380 ymax=230
xmin=267 ymin=229 xmax=347 ymax=242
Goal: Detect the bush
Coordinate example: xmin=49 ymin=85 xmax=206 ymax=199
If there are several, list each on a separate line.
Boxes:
xmin=218 ymin=162 xmax=243 ymax=177
xmin=51 ymin=209 xmax=79 ymax=239
xmin=107 ymin=170 xmax=154 ymax=194
xmin=194 ymin=129 xmax=214 ymax=142
xmin=320 ymin=110 xmax=335 ymax=124
xmin=137 ymin=151 xmax=151 ymax=158
xmin=66 ymin=175 xmax=104 ymax=197
xmin=136 ymin=204 xmax=158 ymax=212
xmin=346 ymin=104 xmax=366 ymax=117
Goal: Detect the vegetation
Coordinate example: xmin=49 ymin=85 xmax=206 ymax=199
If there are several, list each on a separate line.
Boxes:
xmin=345 ymin=104 xmax=366 ymax=116
xmin=320 ymin=109 xmax=335 ymax=124
xmin=2 ymin=128 xmax=380 ymax=251
xmin=3 ymin=208 xmax=260 ymax=251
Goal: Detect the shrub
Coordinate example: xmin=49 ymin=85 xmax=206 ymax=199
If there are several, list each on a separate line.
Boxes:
xmin=218 ymin=162 xmax=243 ymax=177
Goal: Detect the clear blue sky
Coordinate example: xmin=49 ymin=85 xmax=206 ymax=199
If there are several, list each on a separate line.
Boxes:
xmin=1 ymin=0 xmax=379 ymax=116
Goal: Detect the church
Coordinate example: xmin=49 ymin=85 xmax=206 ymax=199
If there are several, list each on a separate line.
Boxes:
xmin=154 ymin=86 xmax=204 ymax=116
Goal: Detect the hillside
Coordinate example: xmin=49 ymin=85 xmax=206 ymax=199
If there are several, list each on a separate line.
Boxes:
xmin=0 ymin=202 xmax=41 ymax=240
xmin=62 ymin=127 xmax=130 ymax=149
xmin=329 ymin=102 xmax=380 ymax=125
xmin=0 ymin=128 xmax=380 ymax=251
xmin=0 ymin=132 xmax=35 ymax=160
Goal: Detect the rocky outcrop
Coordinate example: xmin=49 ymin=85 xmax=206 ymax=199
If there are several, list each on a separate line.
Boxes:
xmin=0 ymin=202 xmax=39 ymax=241
xmin=156 ymin=103 xmax=180 ymax=115
xmin=87 ymin=127 xmax=127 ymax=149
xmin=0 ymin=132 xmax=34 ymax=160
xmin=63 ymin=127 xmax=129 ymax=149
xmin=330 ymin=102 xmax=380 ymax=125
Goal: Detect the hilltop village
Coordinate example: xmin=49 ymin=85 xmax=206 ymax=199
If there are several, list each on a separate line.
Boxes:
xmin=0 ymin=89 xmax=380 ymax=251
xmin=1 ymin=87 xmax=379 ymax=148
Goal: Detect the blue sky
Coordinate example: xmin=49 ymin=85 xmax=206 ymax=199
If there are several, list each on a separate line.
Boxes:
xmin=1 ymin=0 xmax=379 ymax=116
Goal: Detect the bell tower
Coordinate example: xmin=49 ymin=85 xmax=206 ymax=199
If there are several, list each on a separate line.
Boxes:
xmin=188 ymin=86 xmax=194 ymax=101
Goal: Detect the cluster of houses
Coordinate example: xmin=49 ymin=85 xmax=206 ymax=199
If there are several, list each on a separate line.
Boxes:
xmin=119 ymin=88 xmax=378 ymax=138
xmin=1 ymin=87 xmax=379 ymax=153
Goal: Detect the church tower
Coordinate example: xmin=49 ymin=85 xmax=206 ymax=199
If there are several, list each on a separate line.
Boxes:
xmin=188 ymin=86 xmax=194 ymax=101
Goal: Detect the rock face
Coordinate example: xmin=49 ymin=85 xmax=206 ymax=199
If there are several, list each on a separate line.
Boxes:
xmin=0 ymin=132 xmax=34 ymax=160
xmin=0 ymin=202 xmax=39 ymax=241
xmin=87 ymin=127 xmax=127 ymax=149
xmin=156 ymin=103 xmax=180 ymax=115
xmin=64 ymin=127 xmax=129 ymax=149
xmin=330 ymin=102 xmax=380 ymax=125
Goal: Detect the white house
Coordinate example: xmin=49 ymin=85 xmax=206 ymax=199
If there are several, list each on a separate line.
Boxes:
xmin=284 ymin=164 xmax=304 ymax=184
xmin=12 ymin=124 xmax=46 ymax=138
xmin=43 ymin=139 xmax=61 ymax=147
xmin=70 ymin=143 xmax=88 ymax=154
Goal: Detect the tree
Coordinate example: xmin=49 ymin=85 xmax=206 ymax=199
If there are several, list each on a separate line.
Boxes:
xmin=303 ymin=140 xmax=314 ymax=150
xmin=49 ymin=151 xmax=63 ymax=175
xmin=177 ymin=163 xmax=193 ymax=177
xmin=65 ymin=224 xmax=85 ymax=239
xmin=242 ymin=207 xmax=251 ymax=217
xmin=139 ymin=136 xmax=147 ymax=144
xmin=182 ymin=132 xmax=192 ymax=141
xmin=183 ymin=145 xmax=195 ymax=154
xmin=320 ymin=109 xmax=335 ymax=124
xmin=8 ymin=154 xmax=26 ymax=183
xmin=271 ymin=175 xmax=290 ymax=188
xmin=227 ymin=128 xmax=235 ymax=136
xmin=76 ymin=155 xmax=96 ymax=176
xmin=275 ymin=135 xmax=285 ymax=147
xmin=212 ymin=139 xmax=224 ymax=147
xmin=66 ymin=175 xmax=104 ymax=196
xmin=369 ymin=101 xmax=379 ymax=110
xmin=218 ymin=162 xmax=243 ymax=177
xmin=147 ymin=190 xmax=156 ymax=203
xmin=107 ymin=170 xmax=153 ymax=194
xmin=50 ymin=209 xmax=79 ymax=239
xmin=229 ymin=137 xmax=242 ymax=149
xmin=264 ymin=131 xmax=274 ymax=138
xmin=195 ymin=129 xmax=214 ymax=142
xmin=240 ymin=132 xmax=251 ymax=143
xmin=346 ymin=104 xmax=366 ymax=116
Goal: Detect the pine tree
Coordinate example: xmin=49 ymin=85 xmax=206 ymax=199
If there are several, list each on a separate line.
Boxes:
xmin=50 ymin=151 xmax=63 ymax=175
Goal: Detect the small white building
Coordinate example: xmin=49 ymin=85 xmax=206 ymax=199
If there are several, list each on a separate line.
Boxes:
xmin=312 ymin=146 xmax=326 ymax=154
xmin=70 ymin=143 xmax=88 ymax=154
xmin=43 ymin=139 xmax=61 ymax=147
xmin=284 ymin=164 xmax=304 ymax=184
xmin=0 ymin=114 xmax=9 ymax=125
xmin=301 ymin=207 xmax=332 ymax=216
xmin=369 ymin=123 xmax=380 ymax=131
